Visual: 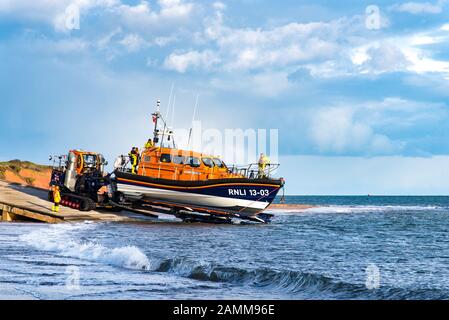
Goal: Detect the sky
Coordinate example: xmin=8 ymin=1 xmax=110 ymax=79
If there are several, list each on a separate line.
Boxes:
xmin=1 ymin=0 xmax=449 ymax=195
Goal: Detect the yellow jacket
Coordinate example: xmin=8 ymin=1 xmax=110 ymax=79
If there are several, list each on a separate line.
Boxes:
xmin=129 ymin=152 xmax=138 ymax=165
xmin=145 ymin=141 xmax=154 ymax=149
xmin=53 ymin=188 xmax=61 ymax=203
xmin=259 ymin=155 xmax=270 ymax=167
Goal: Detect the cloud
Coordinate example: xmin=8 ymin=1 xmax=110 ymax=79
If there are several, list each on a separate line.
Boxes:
xmin=158 ymin=0 xmax=193 ymax=18
xmin=307 ymin=97 xmax=448 ymax=156
xmin=402 ymin=47 xmax=449 ymax=75
xmin=160 ymin=7 xmax=449 ymax=84
xmin=212 ymin=2 xmax=226 ymax=11
xmin=110 ymin=0 xmax=196 ymax=34
xmin=5 ymin=1 xmax=449 ymax=83
xmin=351 ymin=42 xmax=411 ymax=74
xmin=316 ymin=25 xmax=449 ymax=79
xmin=309 ymin=106 xmax=398 ymax=155
xmin=163 ymin=50 xmax=219 ymax=72
xmin=392 ymin=1 xmax=447 ymax=14
xmin=0 ymin=0 xmax=118 ymax=31
xmin=200 ymin=17 xmax=349 ymax=72
xmin=0 ymin=0 xmax=195 ymax=33
xmin=210 ymin=71 xmax=291 ymax=97
xmin=119 ymin=33 xmax=146 ymax=52
xmin=160 ymin=7 xmax=363 ymax=76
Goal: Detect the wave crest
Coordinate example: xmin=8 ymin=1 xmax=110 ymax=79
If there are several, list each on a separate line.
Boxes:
xmin=151 ymin=257 xmax=363 ymax=296
xmin=20 ymin=223 xmax=150 ymax=271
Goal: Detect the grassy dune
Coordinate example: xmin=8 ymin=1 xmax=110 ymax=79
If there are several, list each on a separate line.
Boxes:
xmin=0 ymin=160 xmax=52 ymax=188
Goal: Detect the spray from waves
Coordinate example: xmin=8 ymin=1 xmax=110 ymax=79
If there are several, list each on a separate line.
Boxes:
xmin=19 ymin=223 xmax=151 ymax=271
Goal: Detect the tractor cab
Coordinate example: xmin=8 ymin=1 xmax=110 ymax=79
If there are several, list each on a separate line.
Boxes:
xmin=49 ymin=150 xmax=108 ymax=193
xmin=73 ymin=151 xmax=106 ymax=175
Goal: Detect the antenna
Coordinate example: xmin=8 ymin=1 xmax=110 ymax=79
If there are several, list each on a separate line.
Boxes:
xmin=161 ymin=83 xmax=175 ymax=148
xmin=187 ymin=95 xmax=199 ymax=147
xmin=171 ymin=94 xmax=176 ymax=128
xmin=166 ymin=82 xmax=174 ymax=121
xmin=171 ymin=94 xmax=177 ymax=148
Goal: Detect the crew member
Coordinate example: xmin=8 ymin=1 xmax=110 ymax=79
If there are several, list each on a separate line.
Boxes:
xmin=135 ymin=147 xmax=140 ymax=167
xmin=128 ymin=147 xmax=139 ymax=174
xmin=114 ymin=155 xmax=126 ymax=170
xmin=52 ymin=185 xmax=61 ymax=212
xmin=145 ymin=138 xmax=154 ymax=149
xmin=258 ymin=153 xmax=270 ymax=178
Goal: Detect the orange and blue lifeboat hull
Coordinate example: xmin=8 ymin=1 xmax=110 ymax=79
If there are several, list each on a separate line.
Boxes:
xmin=113 ymin=170 xmax=284 ymax=216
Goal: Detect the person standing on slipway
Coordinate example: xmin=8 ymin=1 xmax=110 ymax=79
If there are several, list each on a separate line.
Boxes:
xmin=51 ymin=185 xmax=61 ymax=212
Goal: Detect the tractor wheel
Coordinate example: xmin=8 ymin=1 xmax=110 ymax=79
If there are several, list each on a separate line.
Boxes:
xmin=79 ymin=199 xmax=90 ymax=211
xmin=88 ymin=198 xmax=97 ymax=211
xmin=74 ymin=176 xmax=87 ymax=194
xmin=80 ymin=198 xmax=96 ymax=212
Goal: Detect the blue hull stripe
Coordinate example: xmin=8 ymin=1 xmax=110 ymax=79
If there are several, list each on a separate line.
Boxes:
xmin=116 ymin=178 xmax=281 ymax=203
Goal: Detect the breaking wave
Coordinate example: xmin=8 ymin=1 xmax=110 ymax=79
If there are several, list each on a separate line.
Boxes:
xmin=149 ymin=257 xmax=365 ymax=297
xmin=153 ymin=257 xmax=449 ymax=299
xmin=149 ymin=257 xmax=447 ymax=299
xmin=20 ymin=223 xmax=151 ymax=271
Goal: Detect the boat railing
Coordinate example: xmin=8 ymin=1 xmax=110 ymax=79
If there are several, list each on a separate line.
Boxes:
xmin=115 ymin=157 xmax=280 ymax=180
xmin=228 ymin=163 xmax=280 ymax=179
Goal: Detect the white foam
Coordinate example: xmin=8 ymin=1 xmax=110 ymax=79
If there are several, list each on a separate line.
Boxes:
xmin=267 ymin=204 xmax=443 ymax=215
xmin=300 ymin=205 xmax=442 ymax=214
xmin=20 ymin=223 xmax=151 ymax=270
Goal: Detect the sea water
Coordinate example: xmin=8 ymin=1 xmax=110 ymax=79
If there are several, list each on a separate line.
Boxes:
xmin=1 ymin=195 xmax=449 ymax=299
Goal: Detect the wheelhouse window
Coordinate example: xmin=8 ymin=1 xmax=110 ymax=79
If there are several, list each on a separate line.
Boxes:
xmin=186 ymin=156 xmax=201 ymax=167
xmin=212 ymin=158 xmax=225 ymax=168
xmin=202 ymin=158 xmax=214 ymax=168
xmin=160 ymin=154 xmax=172 ymax=163
xmin=172 ymin=155 xmax=185 ymax=165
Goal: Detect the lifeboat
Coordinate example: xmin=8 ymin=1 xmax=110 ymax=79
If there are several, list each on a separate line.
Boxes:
xmin=113 ymin=103 xmax=285 ymax=223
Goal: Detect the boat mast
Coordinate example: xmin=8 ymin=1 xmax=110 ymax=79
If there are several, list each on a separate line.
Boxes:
xmin=152 ymin=99 xmax=161 ymax=146
xmin=152 ymin=99 xmax=175 ymax=149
